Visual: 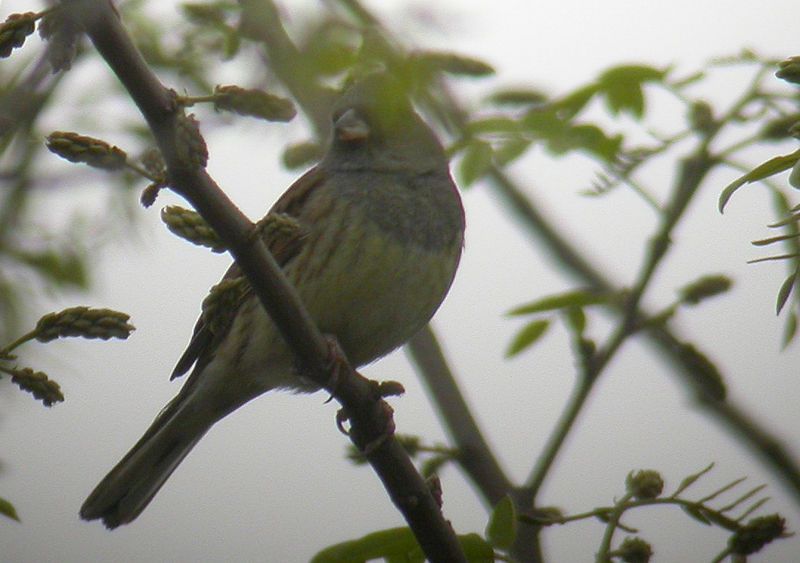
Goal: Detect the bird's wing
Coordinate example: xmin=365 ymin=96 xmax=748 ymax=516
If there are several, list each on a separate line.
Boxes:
xmin=169 ymin=166 xmax=324 ymax=380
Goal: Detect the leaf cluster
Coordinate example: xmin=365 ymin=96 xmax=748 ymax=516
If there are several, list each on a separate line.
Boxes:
xmin=0 ymin=306 xmax=134 ymax=522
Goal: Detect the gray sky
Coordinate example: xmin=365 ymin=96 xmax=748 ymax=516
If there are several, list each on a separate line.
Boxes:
xmin=3 ymin=0 xmax=800 ymax=561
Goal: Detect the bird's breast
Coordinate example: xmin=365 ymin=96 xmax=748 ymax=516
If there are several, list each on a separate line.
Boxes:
xmin=287 ymin=184 xmax=462 ymax=367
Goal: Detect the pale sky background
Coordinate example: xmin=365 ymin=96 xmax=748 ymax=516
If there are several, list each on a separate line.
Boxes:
xmin=2 ymin=0 xmax=800 ymax=561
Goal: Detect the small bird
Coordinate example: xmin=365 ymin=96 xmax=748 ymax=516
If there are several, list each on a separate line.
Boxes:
xmin=80 ymin=74 xmax=465 ymax=528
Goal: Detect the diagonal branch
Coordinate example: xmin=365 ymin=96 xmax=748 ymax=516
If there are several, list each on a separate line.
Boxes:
xmin=66 ymin=1 xmax=465 ymax=560
xmin=407 ymin=326 xmax=513 ymax=504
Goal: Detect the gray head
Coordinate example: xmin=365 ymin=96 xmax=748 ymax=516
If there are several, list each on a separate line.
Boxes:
xmin=321 ymin=73 xmax=448 ymax=174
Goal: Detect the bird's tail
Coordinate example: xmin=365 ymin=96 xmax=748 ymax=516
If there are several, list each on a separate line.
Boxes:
xmin=80 ymin=391 xmax=214 ymax=529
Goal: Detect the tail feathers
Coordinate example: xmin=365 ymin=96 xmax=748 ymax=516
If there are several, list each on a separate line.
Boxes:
xmin=80 ymin=396 xmax=212 ymax=529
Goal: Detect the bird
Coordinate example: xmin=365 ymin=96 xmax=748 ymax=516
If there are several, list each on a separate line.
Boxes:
xmin=79 ymin=74 xmax=465 ymax=529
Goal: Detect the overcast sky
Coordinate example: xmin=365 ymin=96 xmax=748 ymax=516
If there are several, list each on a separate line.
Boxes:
xmin=3 ymin=1 xmax=800 ymax=561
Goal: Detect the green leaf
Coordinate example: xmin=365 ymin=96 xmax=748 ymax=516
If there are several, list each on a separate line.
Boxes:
xmin=670 ymin=70 xmax=705 ymax=89
xmin=181 ymin=3 xmax=229 ymax=27
xmin=459 ymin=140 xmax=494 ymax=187
xmin=13 ymin=249 xmax=89 ymax=289
xmin=522 ymin=105 xmax=621 ymax=162
xmin=671 ymin=462 xmax=715 ymax=497
xmin=599 ymin=64 xmax=668 ymax=85
xmin=783 ymin=311 xmax=798 ymax=348
xmin=759 ymin=114 xmax=800 ymax=141
xmin=311 ymin=527 xmax=421 ymax=563
xmin=466 ymin=117 xmax=521 ymax=135
xmin=509 ymin=289 xmax=609 ymax=316
xmin=678 ymin=274 xmax=733 ymax=305
xmin=0 ymin=497 xmax=19 ymax=522
xmin=597 ymin=65 xmax=667 ymax=119
xmin=681 ymin=504 xmax=712 ymax=526
xmin=547 ymin=124 xmax=623 ymax=162
xmin=486 ymin=496 xmax=517 ymax=550
xmin=693 ymin=506 xmax=739 ymax=531
xmin=563 ymin=306 xmax=587 ymax=335
xmin=506 ymin=319 xmax=550 ymax=358
xmin=719 ymin=149 xmax=800 ymax=213
xmin=522 ymin=107 xmax=566 ymax=136
xmin=752 ymin=233 xmax=800 ymax=246
xmin=494 ymin=137 xmax=532 ymax=166
xmin=791 ymin=160 xmax=800 ymax=189
xmin=604 ymin=80 xmax=645 ymax=117
xmin=412 ymin=51 xmax=495 ymax=77
xmin=488 ymin=88 xmax=548 ymax=107
xmin=459 ymin=533 xmax=495 ymax=562
xmin=776 ymin=268 xmax=799 ymax=315
xmin=767 ymin=212 xmax=800 ymax=228
xmin=311 ymin=528 xmax=494 ymax=563
xmin=747 ymin=253 xmax=800 ymax=264
xmin=421 ymin=454 xmax=450 ymax=478
xmin=597 ymin=65 xmax=666 ymax=119
xmin=552 ymin=84 xmax=598 ymax=119
xmin=222 ymin=29 xmax=240 ymax=59
xmin=298 ymin=23 xmax=359 ymax=77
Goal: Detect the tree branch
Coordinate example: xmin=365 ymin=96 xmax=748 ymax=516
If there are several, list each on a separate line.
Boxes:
xmin=67 ymin=1 xmax=465 ymax=560
xmin=407 ymin=326 xmax=513 ymax=504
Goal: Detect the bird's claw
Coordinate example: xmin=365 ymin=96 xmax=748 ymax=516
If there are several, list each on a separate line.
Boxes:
xmin=335 ymin=397 xmax=397 ymax=456
xmin=335 ymin=407 xmax=351 ymax=435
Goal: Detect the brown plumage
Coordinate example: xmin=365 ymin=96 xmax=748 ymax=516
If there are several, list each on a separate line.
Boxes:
xmin=80 ymin=74 xmax=465 ymax=528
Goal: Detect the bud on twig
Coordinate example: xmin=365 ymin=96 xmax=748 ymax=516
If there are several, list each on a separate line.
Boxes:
xmin=776 ymin=57 xmax=800 ymax=85
xmin=141 ymin=182 xmax=163 ymax=208
xmin=138 ymin=148 xmax=168 ymax=206
xmin=0 ymin=12 xmax=37 ymax=58
xmin=174 ymin=113 xmax=208 ymax=168
xmin=213 ymin=85 xmax=296 ymax=122
xmin=161 ymin=205 xmax=226 ymax=252
xmin=760 ymin=114 xmax=800 ymax=141
xmin=689 ymin=101 xmax=716 ymax=134
xmin=258 ymin=212 xmax=304 ymax=242
xmin=679 ymin=275 xmax=732 ymax=305
xmin=626 ymin=470 xmax=664 ymax=500
xmin=9 ymin=367 xmax=64 ymax=406
xmin=729 ymin=514 xmax=786 ymax=555
xmin=45 ymin=131 xmax=128 ymax=170
xmin=201 ymin=278 xmax=249 ymax=334
xmin=612 ymin=536 xmax=653 ymax=563
xmin=34 ymin=307 xmax=135 ymax=342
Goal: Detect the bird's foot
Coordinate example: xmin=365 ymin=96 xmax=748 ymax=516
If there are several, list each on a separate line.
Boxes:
xmin=335 ymin=378 xmax=402 ymax=455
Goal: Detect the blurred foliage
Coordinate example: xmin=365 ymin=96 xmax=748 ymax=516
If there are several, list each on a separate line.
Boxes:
xmin=522 ymin=464 xmax=789 ymax=562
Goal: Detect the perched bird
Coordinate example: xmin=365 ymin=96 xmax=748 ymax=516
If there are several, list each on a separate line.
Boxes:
xmin=80 ymin=74 xmax=465 ymax=529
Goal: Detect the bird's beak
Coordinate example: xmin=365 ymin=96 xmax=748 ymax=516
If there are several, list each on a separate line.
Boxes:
xmin=334 ymin=109 xmax=370 ymax=142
